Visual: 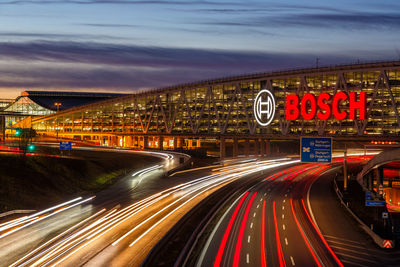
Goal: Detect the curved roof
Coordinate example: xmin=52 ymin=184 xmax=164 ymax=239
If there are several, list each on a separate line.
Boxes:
xmin=17 ymin=91 xmax=127 ymax=111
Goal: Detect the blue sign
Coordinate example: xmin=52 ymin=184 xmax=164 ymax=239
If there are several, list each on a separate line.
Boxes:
xmin=300 ymin=137 xmax=332 ymax=163
xmin=365 ymin=191 xmax=373 ymax=201
xmin=60 ymin=141 xmax=72 ymax=150
xmin=365 ymin=200 xmax=386 ymax=207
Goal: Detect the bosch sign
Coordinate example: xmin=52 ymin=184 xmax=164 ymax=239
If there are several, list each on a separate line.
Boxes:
xmin=286 ymin=92 xmax=366 ymax=121
xmin=254 ymin=89 xmax=276 ymax=126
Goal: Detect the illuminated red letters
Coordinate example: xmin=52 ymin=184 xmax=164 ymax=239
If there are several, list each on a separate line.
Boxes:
xmin=317 ymin=93 xmax=331 ymax=120
xmin=285 ymin=92 xmax=366 ymax=120
xmin=286 ymin=94 xmax=300 ymax=120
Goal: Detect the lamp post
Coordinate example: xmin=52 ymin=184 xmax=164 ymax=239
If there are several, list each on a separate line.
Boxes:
xmin=54 ymin=102 xmax=62 ymax=140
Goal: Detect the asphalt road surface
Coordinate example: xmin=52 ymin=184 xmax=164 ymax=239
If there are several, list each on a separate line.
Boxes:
xmin=196 ymin=156 xmax=400 ymax=267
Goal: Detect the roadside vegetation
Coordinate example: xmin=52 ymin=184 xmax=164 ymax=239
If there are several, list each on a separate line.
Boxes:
xmin=0 ymin=149 xmax=158 ymax=212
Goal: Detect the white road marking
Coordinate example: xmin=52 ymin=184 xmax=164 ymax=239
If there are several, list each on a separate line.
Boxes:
xmin=248 ymin=235 xmax=251 ymax=243
xmin=246 ymin=253 xmax=250 ymax=264
xmin=290 ymin=256 xmax=295 ymax=266
xmin=282 ymin=214 xmax=285 ymax=219
xmin=283 ymin=224 xmax=286 ymax=230
xmin=285 ymin=238 xmax=288 ymax=245
xmin=285 ymin=194 xmax=287 ymax=197
xmin=257 ymin=204 xmax=260 ymax=208
xmin=282 ymin=206 xmax=285 ymax=210
xmin=283 ymin=199 xmax=286 ymax=203
xmin=259 ymin=198 xmax=262 ymax=202
xmin=264 ymin=193 xmax=266 ymax=196
xmin=253 ymin=212 xmax=256 ymax=217
xmin=250 ymin=222 xmax=253 ymax=229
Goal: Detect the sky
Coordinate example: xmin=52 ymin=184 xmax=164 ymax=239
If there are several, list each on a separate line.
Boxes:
xmin=0 ymin=0 xmax=400 ymax=98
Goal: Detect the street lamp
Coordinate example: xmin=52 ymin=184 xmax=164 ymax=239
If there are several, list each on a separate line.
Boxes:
xmin=54 ymin=102 xmax=62 ymax=140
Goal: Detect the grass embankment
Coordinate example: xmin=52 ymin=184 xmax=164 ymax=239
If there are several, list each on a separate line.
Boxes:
xmin=0 ymin=151 xmax=158 ymax=212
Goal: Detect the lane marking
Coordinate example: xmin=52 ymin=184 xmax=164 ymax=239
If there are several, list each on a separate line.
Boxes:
xmin=273 ymin=201 xmax=286 ymax=267
xmin=285 ymin=238 xmax=288 ymax=245
xmin=259 ymin=198 xmax=263 ymax=202
xmin=282 ymin=214 xmax=284 ymax=219
xmin=250 ymin=223 xmax=253 ymax=229
xmin=253 ymin=212 xmax=256 ymax=217
xmin=285 ymin=194 xmax=287 ymax=197
xmin=248 ymin=235 xmax=251 ymax=243
xmin=233 ymin=192 xmax=257 ymax=267
xmin=290 ymin=256 xmax=295 ymax=266
xmin=257 ymin=204 xmax=260 ymax=208
xmin=261 ymin=200 xmax=267 ymax=267
xmin=282 ymin=224 xmax=286 ymax=230
xmin=264 ymin=193 xmax=266 ymax=196
xmin=283 ymin=199 xmax=286 ymax=203
xmin=246 ymin=253 xmax=249 ymax=264
xmin=282 ymin=206 xmax=285 ymax=210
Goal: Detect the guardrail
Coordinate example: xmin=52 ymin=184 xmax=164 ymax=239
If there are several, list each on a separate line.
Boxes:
xmin=333 ymin=175 xmax=394 ymax=248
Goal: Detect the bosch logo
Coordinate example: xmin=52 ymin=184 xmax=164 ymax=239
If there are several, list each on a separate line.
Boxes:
xmin=254 ymin=89 xmax=276 ymax=126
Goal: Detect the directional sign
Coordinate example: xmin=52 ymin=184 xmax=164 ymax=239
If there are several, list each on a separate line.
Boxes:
xmin=383 ymin=240 xmax=393 ymax=248
xmin=300 ymin=137 xmax=332 ymax=163
xmin=365 ymin=191 xmax=373 ymax=201
xmin=365 ymin=200 xmax=386 ymax=207
xmin=60 ymin=141 xmax=72 ymax=150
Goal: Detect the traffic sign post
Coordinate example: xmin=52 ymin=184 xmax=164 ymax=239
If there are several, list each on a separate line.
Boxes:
xmin=60 ymin=141 xmax=72 ymax=150
xmin=365 ymin=200 xmax=386 ymax=207
xmin=300 ymin=137 xmax=332 ymax=163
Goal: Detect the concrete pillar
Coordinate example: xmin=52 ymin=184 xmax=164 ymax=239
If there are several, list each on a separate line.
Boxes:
xmin=126 ymin=136 xmax=133 ymax=147
xmin=254 ymin=139 xmax=259 ymax=156
xmin=220 ymin=137 xmax=226 ymax=160
xmin=265 ymin=140 xmax=271 ymax=156
xmin=260 ymin=139 xmax=265 ymax=156
xmin=233 ymin=138 xmax=238 ymax=157
xmin=143 ymin=136 xmax=148 ymax=149
xmin=368 ymin=172 xmax=373 ymax=191
xmin=244 ymin=139 xmax=250 ymax=157
xmin=158 ymin=136 xmax=164 ymax=150
xmin=376 ymin=166 xmax=383 ymax=196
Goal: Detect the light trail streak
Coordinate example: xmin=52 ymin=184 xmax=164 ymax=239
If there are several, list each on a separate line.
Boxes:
xmin=10 ymin=209 xmax=107 ymax=267
xmin=14 ymin=157 xmax=297 ymax=266
xmin=290 ymin=199 xmax=322 ymax=267
xmin=213 ymin=192 xmax=249 ymax=267
xmin=273 ymin=201 xmax=286 ymax=267
xmin=232 ymin=192 xmax=257 ymax=267
xmin=0 ymin=197 xmax=94 ymax=240
xmin=300 ymin=199 xmax=343 ymax=267
xmin=0 ymin=197 xmax=83 ymax=233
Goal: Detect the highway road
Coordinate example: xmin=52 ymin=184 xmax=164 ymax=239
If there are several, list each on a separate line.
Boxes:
xmin=0 ymin=147 xmax=299 ymax=266
xmin=195 ymin=156 xmax=390 ymax=267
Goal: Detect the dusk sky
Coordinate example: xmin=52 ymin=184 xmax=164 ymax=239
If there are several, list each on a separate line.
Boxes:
xmin=1 ymin=0 xmax=400 ymax=98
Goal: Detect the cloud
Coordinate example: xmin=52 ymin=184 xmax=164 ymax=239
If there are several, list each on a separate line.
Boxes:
xmin=0 ymin=40 xmax=390 ymax=93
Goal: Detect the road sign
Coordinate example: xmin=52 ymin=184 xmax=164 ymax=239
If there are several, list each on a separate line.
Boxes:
xmin=365 ymin=191 xmax=373 ymax=201
xmin=300 ymin=137 xmax=332 ymax=163
xmin=365 ymin=200 xmax=386 ymax=207
xmin=382 ymin=212 xmax=389 ymax=219
xmin=383 ymin=240 xmax=393 ymax=248
xmin=60 ymin=141 xmax=72 ymax=150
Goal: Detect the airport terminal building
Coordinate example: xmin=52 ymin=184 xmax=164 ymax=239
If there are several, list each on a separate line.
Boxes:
xmin=22 ymin=61 xmax=400 ymax=157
